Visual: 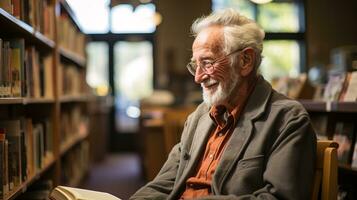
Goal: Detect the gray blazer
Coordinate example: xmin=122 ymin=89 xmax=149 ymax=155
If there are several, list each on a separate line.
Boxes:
xmin=131 ymin=76 xmax=317 ymax=200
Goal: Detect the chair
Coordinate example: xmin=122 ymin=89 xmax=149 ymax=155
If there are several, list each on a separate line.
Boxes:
xmin=311 ymin=140 xmax=339 ymax=200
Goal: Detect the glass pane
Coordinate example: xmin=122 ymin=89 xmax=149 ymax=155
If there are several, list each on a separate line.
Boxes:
xmin=111 ymin=4 xmax=156 ymax=33
xmin=212 ymin=0 xmax=255 ymax=20
xmin=114 ymin=41 xmax=153 ymax=132
xmin=260 ymin=40 xmax=300 ymax=82
xmin=258 ymin=2 xmax=300 ymax=32
xmin=67 ymin=0 xmax=110 ymax=33
xmin=86 ymin=42 xmax=109 ymax=96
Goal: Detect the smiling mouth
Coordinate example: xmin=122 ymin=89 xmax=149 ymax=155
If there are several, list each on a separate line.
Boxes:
xmin=202 ymin=80 xmax=219 ymax=90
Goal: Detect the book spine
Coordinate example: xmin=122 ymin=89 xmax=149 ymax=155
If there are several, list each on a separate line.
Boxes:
xmin=9 ymin=39 xmax=25 ymax=97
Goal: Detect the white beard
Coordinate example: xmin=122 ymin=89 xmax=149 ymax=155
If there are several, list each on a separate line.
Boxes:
xmin=202 ymin=70 xmax=239 ymax=107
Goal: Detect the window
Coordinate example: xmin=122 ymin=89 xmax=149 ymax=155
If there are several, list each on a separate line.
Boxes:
xmin=114 ymin=41 xmax=153 ymax=132
xmin=86 ymin=42 xmax=109 ymax=96
xmin=212 ymin=0 xmax=305 ymax=82
xmin=111 ymin=4 xmax=157 ymax=33
xmin=213 ymin=0 xmax=255 ymax=19
xmin=67 ymin=0 xmax=110 ymax=33
xmin=67 ymin=0 xmax=157 ymax=133
xmin=258 ymin=2 xmax=301 ymax=32
xmin=67 ymin=0 xmax=157 ymax=34
xmin=261 ymin=40 xmax=300 ymax=81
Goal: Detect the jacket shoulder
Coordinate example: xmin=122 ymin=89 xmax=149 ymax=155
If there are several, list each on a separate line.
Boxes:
xmin=269 ymin=90 xmax=309 ymax=116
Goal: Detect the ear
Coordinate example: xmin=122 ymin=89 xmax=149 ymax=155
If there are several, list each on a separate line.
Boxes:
xmin=239 ymin=48 xmax=256 ymax=77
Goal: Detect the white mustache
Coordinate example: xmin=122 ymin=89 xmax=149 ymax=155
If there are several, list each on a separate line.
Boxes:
xmin=201 ymin=78 xmax=218 ymax=88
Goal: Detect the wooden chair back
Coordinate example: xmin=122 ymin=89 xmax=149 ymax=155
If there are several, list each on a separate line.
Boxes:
xmin=311 ymin=140 xmax=339 ymax=200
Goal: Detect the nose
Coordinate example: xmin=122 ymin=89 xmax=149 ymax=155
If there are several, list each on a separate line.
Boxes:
xmin=194 ymin=67 xmax=209 ymax=84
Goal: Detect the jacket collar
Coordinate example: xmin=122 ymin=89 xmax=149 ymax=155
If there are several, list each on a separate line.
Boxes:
xmin=240 ymin=75 xmax=272 ymax=121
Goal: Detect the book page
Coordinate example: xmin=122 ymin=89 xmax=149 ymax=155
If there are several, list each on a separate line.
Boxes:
xmin=58 ymin=186 xmax=121 ymax=200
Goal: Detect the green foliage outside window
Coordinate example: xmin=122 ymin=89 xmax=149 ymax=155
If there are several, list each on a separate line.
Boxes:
xmin=258 ymin=3 xmax=300 ymax=33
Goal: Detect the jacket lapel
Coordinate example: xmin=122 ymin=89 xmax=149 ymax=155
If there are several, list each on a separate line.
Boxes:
xmin=212 ymin=76 xmax=273 ymax=193
xmin=173 ymin=112 xmax=214 ymax=193
xmin=212 ymin=120 xmax=253 ymax=193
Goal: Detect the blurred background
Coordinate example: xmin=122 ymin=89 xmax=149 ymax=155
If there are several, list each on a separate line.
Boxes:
xmin=1 ymin=0 xmax=357 ymax=199
xmin=71 ymin=0 xmax=357 ymax=199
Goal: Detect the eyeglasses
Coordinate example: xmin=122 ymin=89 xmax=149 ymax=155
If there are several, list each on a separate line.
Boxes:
xmin=186 ymin=48 xmax=244 ymax=76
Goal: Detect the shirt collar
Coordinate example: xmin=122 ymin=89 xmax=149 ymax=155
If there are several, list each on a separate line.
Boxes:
xmin=209 ymin=77 xmax=258 ymax=127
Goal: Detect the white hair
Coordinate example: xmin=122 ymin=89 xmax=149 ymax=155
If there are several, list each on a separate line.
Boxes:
xmin=191 ymin=9 xmax=265 ymax=69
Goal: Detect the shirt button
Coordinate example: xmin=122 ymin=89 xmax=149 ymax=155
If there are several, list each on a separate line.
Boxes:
xmin=218 ymin=133 xmax=223 ymax=137
xmin=209 ymin=154 xmax=213 ymax=158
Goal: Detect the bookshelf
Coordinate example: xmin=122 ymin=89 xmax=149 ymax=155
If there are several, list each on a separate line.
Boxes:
xmin=301 ymin=100 xmax=357 ymax=196
xmin=0 ymin=9 xmax=55 ymax=50
xmin=0 ymin=0 xmax=91 ymax=199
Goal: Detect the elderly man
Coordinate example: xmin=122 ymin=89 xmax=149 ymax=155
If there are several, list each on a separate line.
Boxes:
xmin=131 ymin=9 xmax=316 ymax=200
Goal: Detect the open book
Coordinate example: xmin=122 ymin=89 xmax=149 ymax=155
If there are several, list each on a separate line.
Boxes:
xmin=50 ymin=186 xmax=121 ymax=200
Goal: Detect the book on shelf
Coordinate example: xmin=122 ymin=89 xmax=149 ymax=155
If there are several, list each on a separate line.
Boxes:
xmin=9 ymin=38 xmax=25 ymax=97
xmin=0 ymin=128 xmax=10 ymax=197
xmin=50 ymin=186 xmax=121 ymax=200
xmin=340 ymin=71 xmax=357 ymax=102
xmin=272 ymin=74 xmax=315 ymax=100
xmin=57 ymin=12 xmax=86 ymax=58
xmin=24 ymin=118 xmax=35 ymax=178
xmin=0 ymin=117 xmax=54 ymax=198
xmin=24 ymin=118 xmax=54 ymax=176
xmin=24 ymin=46 xmax=54 ymax=99
xmin=0 ymin=128 xmax=8 ymax=198
xmin=25 ymin=46 xmax=41 ymax=98
xmin=323 ymin=73 xmax=346 ymax=102
xmin=0 ymin=39 xmax=12 ymax=97
xmin=1 ymin=38 xmax=26 ymax=98
xmin=0 ymin=1 xmax=12 ymax=14
xmin=332 ymin=122 xmax=355 ymax=164
xmin=0 ymin=38 xmax=4 ymax=97
xmin=33 ymin=123 xmax=45 ymax=171
xmin=0 ymin=120 xmax=23 ymax=191
xmin=43 ymin=55 xmax=54 ymax=98
xmin=0 ymin=0 xmax=55 ymax=38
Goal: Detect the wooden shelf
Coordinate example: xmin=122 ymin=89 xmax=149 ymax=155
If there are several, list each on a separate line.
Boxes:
xmin=300 ymin=100 xmax=357 ymax=113
xmin=60 ymin=132 xmax=89 ymax=156
xmin=0 ymin=98 xmax=55 ymax=105
xmin=22 ymin=98 xmax=56 ymax=104
xmin=299 ymin=100 xmax=326 ymax=112
xmin=5 ymin=157 xmax=56 ymax=200
xmin=59 ymin=47 xmax=86 ymax=67
xmin=0 ymin=9 xmax=55 ymax=51
xmin=59 ymin=95 xmax=94 ymax=103
xmin=0 ymin=98 xmax=23 ymax=104
xmin=330 ymin=102 xmax=357 ymax=113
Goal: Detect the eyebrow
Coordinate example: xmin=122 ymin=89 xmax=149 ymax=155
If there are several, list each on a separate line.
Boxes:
xmin=191 ymin=55 xmax=214 ymax=62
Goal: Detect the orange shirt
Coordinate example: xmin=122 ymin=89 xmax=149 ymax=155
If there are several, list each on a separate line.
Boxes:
xmin=180 ymin=105 xmax=240 ymax=199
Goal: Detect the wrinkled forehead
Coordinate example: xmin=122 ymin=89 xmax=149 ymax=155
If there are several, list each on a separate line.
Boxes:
xmin=192 ymin=26 xmax=224 ymax=55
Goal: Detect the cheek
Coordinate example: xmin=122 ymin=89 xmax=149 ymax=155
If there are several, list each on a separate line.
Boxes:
xmin=211 ymin=64 xmax=232 ymax=82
